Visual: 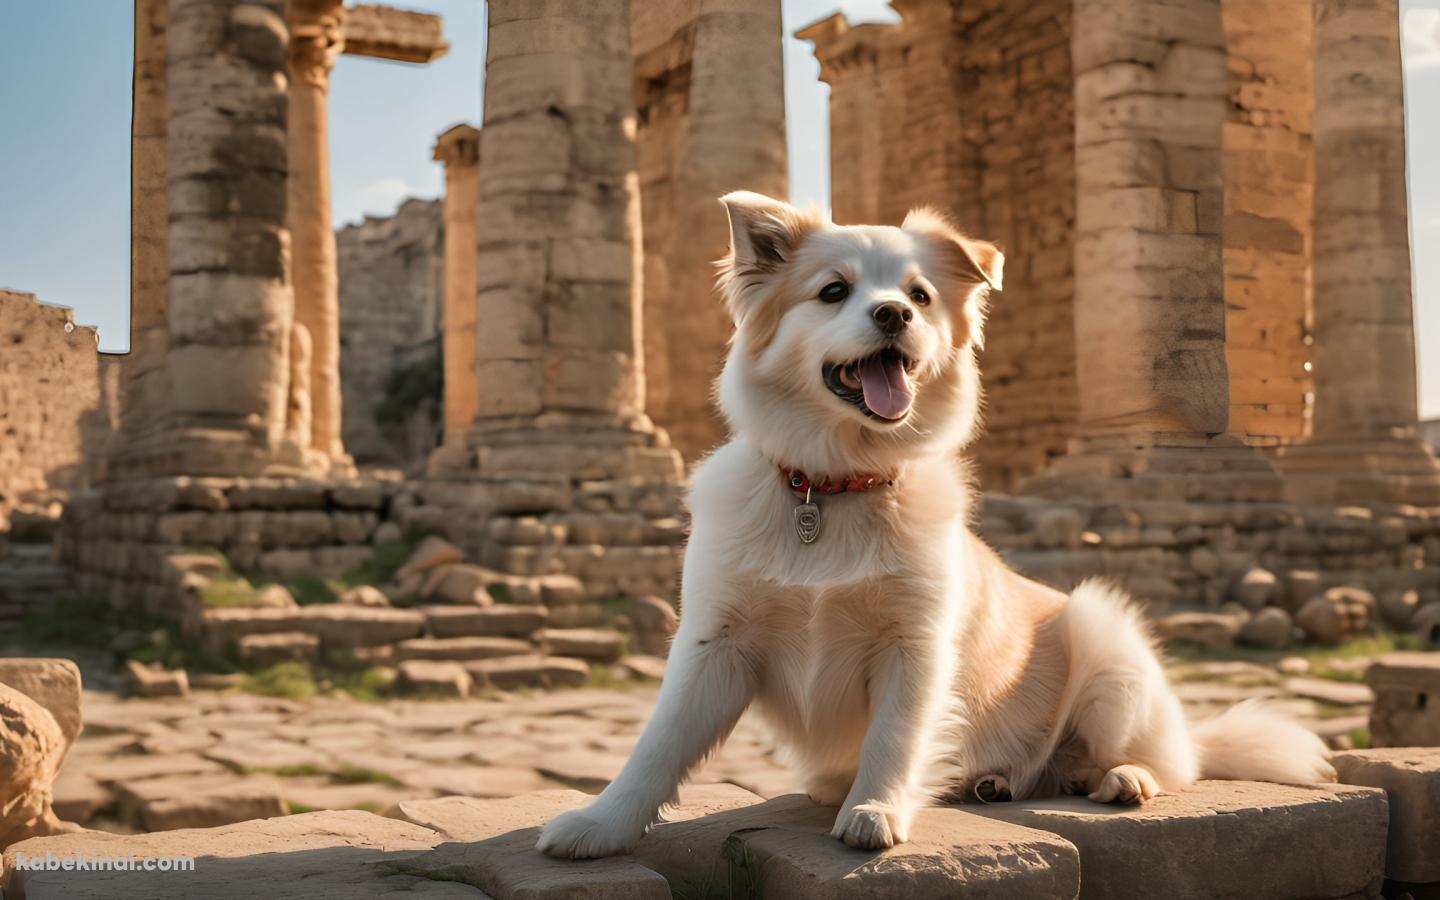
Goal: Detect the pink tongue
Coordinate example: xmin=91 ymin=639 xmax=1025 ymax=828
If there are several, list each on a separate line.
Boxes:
xmin=858 ymin=355 xmax=914 ymax=420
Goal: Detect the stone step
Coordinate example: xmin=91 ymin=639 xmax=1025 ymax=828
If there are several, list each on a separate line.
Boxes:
xmin=395 ymin=636 xmax=535 ymax=662
xmin=422 ymin=605 xmax=548 ymax=639
xmin=2 ymin=780 xmax=1397 ymax=899
xmin=465 ymin=654 xmax=588 ymax=690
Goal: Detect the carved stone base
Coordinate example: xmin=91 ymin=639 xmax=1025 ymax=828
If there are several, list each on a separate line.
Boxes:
xmin=1019 ymin=432 xmax=1284 ymax=503
xmin=1277 ymin=432 xmax=1440 ymax=507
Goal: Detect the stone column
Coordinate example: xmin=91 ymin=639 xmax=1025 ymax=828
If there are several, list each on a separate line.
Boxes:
xmin=165 ymin=0 xmax=300 ymax=476
xmin=287 ymin=0 xmax=348 ymax=469
xmin=464 ymin=0 xmax=679 ymax=484
xmin=433 ymin=124 xmax=480 ymax=444
xmin=1022 ymin=0 xmax=1280 ymax=502
xmin=1279 ymin=0 xmax=1440 ymax=505
xmin=111 ymin=0 xmax=171 ymax=480
xmin=657 ymin=0 xmax=789 ymax=460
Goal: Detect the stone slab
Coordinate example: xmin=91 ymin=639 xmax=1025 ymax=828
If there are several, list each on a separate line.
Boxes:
xmin=1334 ymin=748 xmax=1440 ymax=884
xmin=3 ymin=810 xmax=487 ymax=899
xmin=383 ymin=791 xmax=670 ymax=899
xmin=970 ymin=781 xmax=1387 ymax=900
xmin=0 ymin=658 xmax=84 ymax=753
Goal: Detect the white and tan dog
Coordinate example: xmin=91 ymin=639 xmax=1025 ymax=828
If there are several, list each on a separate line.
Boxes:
xmin=537 ymin=192 xmax=1334 ymax=859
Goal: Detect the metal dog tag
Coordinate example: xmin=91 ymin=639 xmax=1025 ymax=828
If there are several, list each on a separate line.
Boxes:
xmin=794 ymin=489 xmax=821 ymax=544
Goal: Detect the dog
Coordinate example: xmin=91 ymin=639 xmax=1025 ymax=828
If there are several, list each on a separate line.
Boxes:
xmin=537 ymin=191 xmax=1335 ymax=858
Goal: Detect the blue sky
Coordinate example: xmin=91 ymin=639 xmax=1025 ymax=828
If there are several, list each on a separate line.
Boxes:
xmin=1 ymin=0 xmax=1438 ymax=417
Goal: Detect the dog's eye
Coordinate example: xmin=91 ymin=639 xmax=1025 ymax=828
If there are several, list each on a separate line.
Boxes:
xmin=818 ymin=281 xmax=850 ymax=303
xmin=909 ymin=287 xmax=931 ymax=306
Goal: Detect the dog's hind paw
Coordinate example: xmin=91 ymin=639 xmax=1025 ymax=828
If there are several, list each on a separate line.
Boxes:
xmin=536 ymin=809 xmax=639 ymax=859
xmin=831 ymin=804 xmax=906 ymax=850
xmin=1088 ymin=764 xmax=1159 ymax=804
xmin=973 ymin=774 xmax=1012 ymax=804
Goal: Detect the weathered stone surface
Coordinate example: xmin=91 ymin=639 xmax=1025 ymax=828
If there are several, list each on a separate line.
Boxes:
xmin=0 ymin=659 xmax=83 ymax=754
xmin=1233 ymin=567 xmax=1280 ymax=611
xmin=1153 ymin=611 xmax=1242 ymax=648
xmin=397 ymin=660 xmax=472 ymax=698
xmin=1367 ymin=652 xmax=1440 ymax=747
xmin=540 ymin=628 xmax=625 ymax=662
xmin=396 ymin=536 xmax=463 ymax=580
xmin=337 ymin=585 xmax=390 ymax=608
xmin=396 ymin=636 xmax=533 ymax=662
xmin=3 ymin=809 xmax=483 ymax=899
xmin=467 ymin=655 xmax=589 ymax=691
xmin=1333 ymin=747 xmax=1440 ymax=884
xmin=1295 ymin=587 xmax=1373 ymax=645
xmin=296 ymin=605 xmax=426 ymax=648
xmin=972 ymin=781 xmax=1387 ymax=900
xmin=125 ymin=660 xmax=189 ymax=698
xmin=423 ymin=605 xmax=547 ymax=639
xmin=1238 ymin=606 xmax=1292 ymax=648
xmin=619 ymin=654 xmax=666 ymax=680
xmin=385 ymin=790 xmax=669 ymax=898
xmin=424 ymin=564 xmax=500 ymax=605
xmin=237 ymin=631 xmax=320 ymax=666
xmin=139 ymin=779 xmax=288 ymax=832
xmin=0 ymin=683 xmax=68 ymax=847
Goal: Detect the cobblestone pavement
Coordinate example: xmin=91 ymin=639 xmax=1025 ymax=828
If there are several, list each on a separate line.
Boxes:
xmin=55 ymin=657 xmax=1372 ymax=835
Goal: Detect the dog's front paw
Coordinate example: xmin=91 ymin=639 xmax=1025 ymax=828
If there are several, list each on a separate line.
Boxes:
xmin=830 ymin=803 xmax=908 ymax=850
xmin=536 ymin=808 xmax=642 ymax=859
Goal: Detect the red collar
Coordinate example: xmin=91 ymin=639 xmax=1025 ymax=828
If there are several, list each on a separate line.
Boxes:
xmin=781 ymin=466 xmax=895 ymax=497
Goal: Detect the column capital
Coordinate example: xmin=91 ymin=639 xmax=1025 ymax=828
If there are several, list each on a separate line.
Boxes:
xmin=288 ymin=0 xmax=345 ymax=85
xmin=432 ymin=123 xmax=480 ymax=169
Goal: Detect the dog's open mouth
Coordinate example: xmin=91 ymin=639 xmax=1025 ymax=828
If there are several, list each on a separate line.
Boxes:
xmin=823 ymin=348 xmax=917 ymax=421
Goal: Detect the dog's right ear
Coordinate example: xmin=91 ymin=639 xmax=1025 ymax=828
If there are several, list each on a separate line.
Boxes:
xmin=718 ymin=191 xmax=818 ymax=281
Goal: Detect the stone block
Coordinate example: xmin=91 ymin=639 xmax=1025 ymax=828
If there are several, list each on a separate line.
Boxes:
xmin=0 ymin=658 xmax=83 ymax=755
xmin=466 ymin=654 xmax=589 ymax=690
xmin=1333 ymin=747 xmax=1440 ymax=884
xmin=3 ymin=809 xmax=472 ymax=899
xmin=1367 ymin=653 xmax=1440 ymax=747
xmin=296 ymin=605 xmax=426 ymax=648
xmin=972 ymin=781 xmax=1386 ymax=900
xmin=236 ymin=631 xmax=320 ymax=667
xmin=397 ymin=660 xmax=473 ymax=698
xmin=125 ymin=660 xmax=189 ymax=698
xmin=395 ymin=636 xmax=534 ymax=662
xmin=423 ymin=605 xmax=548 ymax=639
xmin=540 ymin=627 xmax=626 ymax=661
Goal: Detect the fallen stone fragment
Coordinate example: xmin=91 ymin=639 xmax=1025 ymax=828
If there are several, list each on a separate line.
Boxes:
xmin=338 ymin=585 xmax=391 ymax=607
xmin=0 ymin=683 xmax=70 ymax=847
xmin=1152 ymin=611 xmax=1242 ymax=648
xmin=424 ymin=605 xmax=548 ymax=639
xmin=1237 ymin=606 xmax=1292 ymax=649
xmin=396 ymin=536 xmax=464 ymax=580
xmin=397 ymin=660 xmax=473 ymax=698
xmin=125 ymin=660 xmax=189 ymax=698
xmin=237 ymin=631 xmax=319 ymax=666
xmin=971 ymin=781 xmax=1386 ymax=900
xmin=1333 ymin=747 xmax=1440 ymax=885
xmin=1367 ymin=652 xmax=1440 ymax=747
xmin=0 ymin=658 xmax=83 ymax=755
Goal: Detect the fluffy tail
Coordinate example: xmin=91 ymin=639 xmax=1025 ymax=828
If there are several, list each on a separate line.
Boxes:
xmin=1189 ymin=699 xmax=1335 ymax=783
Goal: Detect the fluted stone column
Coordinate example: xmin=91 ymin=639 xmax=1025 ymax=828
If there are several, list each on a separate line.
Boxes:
xmin=164 ymin=0 xmax=302 ymax=476
xmin=110 ymin=0 xmax=172 ymax=480
xmin=1022 ymin=0 xmax=1280 ymax=502
xmin=650 ymin=0 xmax=789 ymax=460
xmin=433 ymin=124 xmax=480 ymax=444
xmin=1279 ymin=0 xmax=1440 ymax=505
xmin=461 ymin=0 xmax=681 ymax=486
xmin=287 ymin=0 xmax=349 ymax=469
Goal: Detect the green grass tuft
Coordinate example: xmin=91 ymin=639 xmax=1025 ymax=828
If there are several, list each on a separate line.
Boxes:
xmin=244 ymin=662 xmax=319 ymax=702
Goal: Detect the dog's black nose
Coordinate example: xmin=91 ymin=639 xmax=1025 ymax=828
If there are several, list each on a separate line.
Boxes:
xmin=871 ymin=302 xmax=912 ymax=336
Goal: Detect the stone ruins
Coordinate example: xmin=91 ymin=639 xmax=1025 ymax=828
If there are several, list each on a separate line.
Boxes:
xmin=0 ymin=0 xmax=1432 ymax=667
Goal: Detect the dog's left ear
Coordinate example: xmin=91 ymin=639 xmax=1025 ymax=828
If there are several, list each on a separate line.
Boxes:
xmin=902 ymin=207 xmax=1003 ymax=292
xmin=719 ymin=191 xmax=820 ymax=280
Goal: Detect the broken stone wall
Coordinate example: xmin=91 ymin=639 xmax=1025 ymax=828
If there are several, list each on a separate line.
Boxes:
xmin=1221 ymin=0 xmax=1314 ymax=446
xmin=336 ymin=198 xmax=444 ymax=468
xmin=0 ymin=292 xmax=104 ymax=528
